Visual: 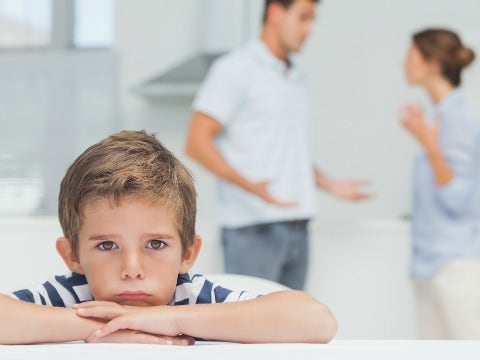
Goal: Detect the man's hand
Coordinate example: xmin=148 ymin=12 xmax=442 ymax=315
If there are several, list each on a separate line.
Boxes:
xmin=325 ymin=179 xmax=372 ymax=200
xmin=314 ymin=168 xmax=372 ymax=201
xmin=249 ymin=180 xmax=298 ymax=207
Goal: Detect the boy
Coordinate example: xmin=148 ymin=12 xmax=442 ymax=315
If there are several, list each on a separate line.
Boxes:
xmin=0 ymin=130 xmax=337 ymax=345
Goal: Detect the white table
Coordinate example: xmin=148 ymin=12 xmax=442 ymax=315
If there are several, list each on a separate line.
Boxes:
xmin=1 ymin=340 xmax=479 ymax=360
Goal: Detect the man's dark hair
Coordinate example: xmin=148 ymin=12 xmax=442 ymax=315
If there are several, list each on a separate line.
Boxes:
xmin=263 ymin=0 xmax=320 ymax=23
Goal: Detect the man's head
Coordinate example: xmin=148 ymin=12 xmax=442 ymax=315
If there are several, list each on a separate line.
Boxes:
xmin=56 ymin=130 xmax=201 ymax=305
xmin=262 ymin=0 xmax=319 ymax=54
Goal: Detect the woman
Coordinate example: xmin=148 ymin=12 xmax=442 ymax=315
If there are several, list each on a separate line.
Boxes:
xmin=400 ymin=28 xmax=480 ymax=339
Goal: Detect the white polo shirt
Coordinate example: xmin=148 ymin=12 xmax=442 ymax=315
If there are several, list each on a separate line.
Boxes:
xmin=193 ymin=39 xmax=317 ymax=228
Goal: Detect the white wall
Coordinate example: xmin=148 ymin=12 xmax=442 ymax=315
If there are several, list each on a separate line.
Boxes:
xmin=114 ymin=0 xmax=480 ymax=223
xmin=301 ymin=0 xmax=480 ymax=222
xmin=114 ymin=0 xmax=202 ymax=132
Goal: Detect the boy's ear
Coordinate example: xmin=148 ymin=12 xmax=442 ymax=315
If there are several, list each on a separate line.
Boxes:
xmin=56 ymin=237 xmax=84 ymax=275
xmin=179 ymin=235 xmax=202 ymax=274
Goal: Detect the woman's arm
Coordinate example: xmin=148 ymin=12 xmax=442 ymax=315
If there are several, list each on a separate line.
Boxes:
xmin=76 ymin=290 xmax=338 ymax=344
xmin=423 ymin=141 xmax=455 ymax=186
xmin=400 ymin=104 xmax=454 ymax=186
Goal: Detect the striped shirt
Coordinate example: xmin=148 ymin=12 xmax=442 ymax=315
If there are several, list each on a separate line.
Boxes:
xmin=10 ymin=273 xmax=256 ymax=308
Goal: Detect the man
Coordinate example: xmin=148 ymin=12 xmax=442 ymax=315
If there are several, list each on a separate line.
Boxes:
xmin=185 ymin=0 xmax=369 ymax=290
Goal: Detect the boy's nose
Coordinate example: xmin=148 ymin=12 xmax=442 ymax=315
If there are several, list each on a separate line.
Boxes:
xmin=120 ymin=251 xmax=145 ymax=280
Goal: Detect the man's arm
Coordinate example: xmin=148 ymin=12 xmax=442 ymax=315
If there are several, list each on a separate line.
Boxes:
xmin=185 ymin=111 xmax=248 ymax=190
xmin=185 ymin=112 xmax=296 ymax=207
xmin=0 ymin=294 xmax=102 ymax=344
xmin=314 ymin=168 xmax=372 ymax=200
xmin=76 ymin=290 xmax=338 ymax=344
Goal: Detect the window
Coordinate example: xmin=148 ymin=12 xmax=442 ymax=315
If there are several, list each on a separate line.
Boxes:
xmin=0 ymin=0 xmax=52 ymax=48
xmin=0 ymin=0 xmax=118 ymax=217
xmin=73 ymin=0 xmax=114 ymax=48
xmin=0 ymin=0 xmax=114 ymax=49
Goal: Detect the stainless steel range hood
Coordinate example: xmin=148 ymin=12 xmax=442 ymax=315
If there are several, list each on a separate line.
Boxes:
xmin=131 ymin=51 xmax=224 ymax=101
xmin=131 ymin=0 xmax=260 ymax=102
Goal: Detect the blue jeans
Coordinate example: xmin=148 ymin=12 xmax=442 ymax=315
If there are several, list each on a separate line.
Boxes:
xmin=222 ymin=220 xmax=309 ymax=290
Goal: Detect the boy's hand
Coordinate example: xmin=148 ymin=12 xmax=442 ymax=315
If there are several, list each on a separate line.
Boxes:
xmin=74 ymin=301 xmax=193 ymax=345
xmin=73 ymin=301 xmax=128 ymax=320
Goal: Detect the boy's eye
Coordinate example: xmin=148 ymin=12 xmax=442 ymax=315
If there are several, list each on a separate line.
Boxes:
xmin=97 ymin=241 xmax=117 ymax=251
xmin=146 ymin=240 xmax=165 ymax=250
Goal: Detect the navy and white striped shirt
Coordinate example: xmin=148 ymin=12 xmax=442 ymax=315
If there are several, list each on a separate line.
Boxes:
xmin=11 ymin=273 xmax=256 ymax=308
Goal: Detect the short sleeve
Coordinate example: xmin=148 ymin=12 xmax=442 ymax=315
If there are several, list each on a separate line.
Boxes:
xmin=10 ymin=273 xmax=92 ymax=308
xmin=192 ymin=54 xmax=248 ymax=126
xmin=172 ymin=273 xmax=259 ymax=305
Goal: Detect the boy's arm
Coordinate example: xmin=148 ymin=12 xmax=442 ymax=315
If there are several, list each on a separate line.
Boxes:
xmin=0 ymin=294 xmax=192 ymax=345
xmin=0 ymin=294 xmax=104 ymax=344
xmin=77 ymin=290 xmax=338 ymax=344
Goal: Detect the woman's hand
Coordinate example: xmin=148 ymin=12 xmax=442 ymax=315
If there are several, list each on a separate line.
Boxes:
xmin=399 ymin=104 xmax=440 ymax=151
xmin=399 ymin=104 xmax=454 ymax=186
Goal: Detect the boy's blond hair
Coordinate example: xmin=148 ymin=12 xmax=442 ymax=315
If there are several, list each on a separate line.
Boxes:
xmin=58 ymin=130 xmax=196 ymax=256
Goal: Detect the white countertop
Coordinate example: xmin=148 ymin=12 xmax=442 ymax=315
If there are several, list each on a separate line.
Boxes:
xmin=1 ymin=340 xmax=479 ymax=360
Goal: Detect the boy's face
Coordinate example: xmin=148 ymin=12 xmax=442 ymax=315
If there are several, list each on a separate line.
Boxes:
xmin=57 ymin=197 xmax=201 ymax=306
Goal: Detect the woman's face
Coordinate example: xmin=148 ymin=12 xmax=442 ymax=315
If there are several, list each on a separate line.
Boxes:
xmin=403 ymin=44 xmax=436 ymax=85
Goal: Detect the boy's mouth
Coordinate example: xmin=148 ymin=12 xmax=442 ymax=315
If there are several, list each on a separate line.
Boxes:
xmin=117 ymin=291 xmax=150 ymax=301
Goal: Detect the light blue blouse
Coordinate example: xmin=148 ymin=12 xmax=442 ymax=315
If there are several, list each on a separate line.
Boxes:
xmin=411 ymin=89 xmax=480 ymax=278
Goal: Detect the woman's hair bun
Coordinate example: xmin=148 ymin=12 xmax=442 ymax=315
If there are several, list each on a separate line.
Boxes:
xmin=456 ymin=46 xmax=475 ymax=68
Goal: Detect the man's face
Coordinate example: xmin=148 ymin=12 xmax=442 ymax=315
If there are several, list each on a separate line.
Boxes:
xmin=70 ymin=197 xmax=194 ymax=306
xmin=279 ymin=0 xmax=317 ymax=53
